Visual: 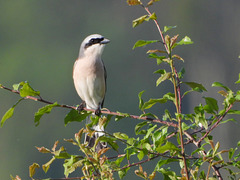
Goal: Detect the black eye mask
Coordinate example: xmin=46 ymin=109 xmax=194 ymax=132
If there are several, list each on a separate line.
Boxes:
xmin=85 ymin=37 xmax=104 ymax=49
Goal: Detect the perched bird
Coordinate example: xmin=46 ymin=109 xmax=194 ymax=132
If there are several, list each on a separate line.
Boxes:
xmin=73 ymin=34 xmax=110 ymax=151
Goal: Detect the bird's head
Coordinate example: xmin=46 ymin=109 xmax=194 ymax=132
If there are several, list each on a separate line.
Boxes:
xmin=79 ymin=34 xmax=110 ymax=58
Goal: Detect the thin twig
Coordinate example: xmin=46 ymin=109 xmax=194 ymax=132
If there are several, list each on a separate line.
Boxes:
xmin=196 ymin=104 xmax=233 ymax=146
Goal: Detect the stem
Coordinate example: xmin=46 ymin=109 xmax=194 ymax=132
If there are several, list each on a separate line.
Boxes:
xmin=170 ymin=60 xmax=189 ymax=179
xmin=144 ymin=6 xmax=169 ymax=54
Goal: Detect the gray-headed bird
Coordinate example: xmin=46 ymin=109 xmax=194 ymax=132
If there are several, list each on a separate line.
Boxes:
xmin=73 ymin=34 xmax=109 ymax=151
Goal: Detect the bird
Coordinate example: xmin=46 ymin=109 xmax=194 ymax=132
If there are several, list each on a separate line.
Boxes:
xmin=73 ymin=34 xmax=110 ymax=151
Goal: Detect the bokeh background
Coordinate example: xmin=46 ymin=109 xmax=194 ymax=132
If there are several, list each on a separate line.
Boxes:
xmin=0 ymin=0 xmax=240 ymax=179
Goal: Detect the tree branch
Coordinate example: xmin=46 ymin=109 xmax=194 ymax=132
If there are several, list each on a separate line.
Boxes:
xmin=0 ymin=84 xmax=178 ymax=128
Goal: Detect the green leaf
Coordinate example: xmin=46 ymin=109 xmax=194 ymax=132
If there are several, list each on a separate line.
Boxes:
xmin=64 ymin=109 xmax=91 ymax=126
xmin=156 ymin=72 xmax=172 ymax=86
xmin=132 ymin=15 xmax=148 ymax=28
xmin=137 ymin=150 xmax=147 ymax=161
xmin=115 ymin=155 xmax=126 ymax=167
xmin=163 ymin=26 xmax=177 ymax=34
xmin=34 ymin=102 xmax=59 ymax=126
xmin=113 ymin=132 xmax=129 ymax=140
xmin=135 ymin=121 xmax=148 ymax=135
xmin=228 ymin=148 xmax=236 ymax=160
xmin=203 ymin=97 xmax=219 ymax=113
xmin=227 ymin=109 xmax=240 ymax=115
xmin=148 ymin=12 xmax=157 ymax=20
xmin=212 ymin=82 xmax=231 ymax=91
xmin=156 ymin=141 xmax=179 ymax=154
xmin=139 ymin=113 xmax=158 ymax=119
xmin=158 ymin=168 xmax=178 ymax=180
xmin=12 ymin=82 xmax=24 ymax=91
xmin=141 ymin=98 xmax=168 ymax=110
xmin=19 ymin=82 xmax=40 ymax=97
xmin=118 ymin=167 xmax=130 ymax=179
xmin=1 ymin=98 xmax=24 ymax=127
xmin=177 ymin=36 xmax=193 ymax=45
xmin=133 ymin=40 xmax=159 ymax=49
xmin=138 ymin=90 xmax=145 ymax=110
xmin=235 ymin=73 xmax=240 ymax=84
xmin=148 ymin=53 xmax=166 ymax=65
xmin=99 ymin=136 xmax=119 ymax=151
xmin=183 ymin=82 xmax=207 ymax=92
xmin=178 ymin=67 xmax=185 ymax=79
xmin=63 ymin=155 xmax=77 ymax=177
xmin=163 ymin=93 xmax=175 ymax=102
xmin=155 ymin=159 xmax=178 ymax=170
xmin=43 ymin=157 xmax=56 ymax=173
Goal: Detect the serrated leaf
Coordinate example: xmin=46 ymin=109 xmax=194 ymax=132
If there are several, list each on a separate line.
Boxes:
xmin=212 ymin=82 xmax=231 ymax=91
xmin=1 ymin=98 xmax=24 ymax=127
xmin=29 ymin=163 xmax=40 ymax=178
xmin=64 ymin=109 xmax=91 ymax=126
xmin=133 ymin=40 xmax=159 ymax=49
xmin=34 ymin=102 xmax=59 ymax=126
xmin=19 ymin=82 xmax=40 ymax=97
xmin=156 ymin=72 xmax=172 ymax=86
xmin=163 ymin=25 xmax=177 ymax=34
xmin=127 ymin=0 xmax=142 ymax=6
xmin=183 ymin=82 xmax=207 ymax=92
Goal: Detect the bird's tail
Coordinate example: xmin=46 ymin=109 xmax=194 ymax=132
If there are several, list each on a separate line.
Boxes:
xmin=84 ymin=115 xmax=107 ymax=152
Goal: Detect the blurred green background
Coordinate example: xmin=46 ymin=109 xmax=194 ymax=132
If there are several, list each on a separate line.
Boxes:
xmin=1 ymin=0 xmax=240 ymax=179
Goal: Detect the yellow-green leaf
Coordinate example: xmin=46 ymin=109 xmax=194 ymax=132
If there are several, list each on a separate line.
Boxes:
xmin=29 ymin=163 xmax=40 ymax=178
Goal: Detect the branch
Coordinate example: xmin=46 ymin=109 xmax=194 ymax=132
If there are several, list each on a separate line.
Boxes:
xmin=196 ymin=104 xmax=233 ymax=146
xmin=0 ymin=84 xmax=178 ymax=128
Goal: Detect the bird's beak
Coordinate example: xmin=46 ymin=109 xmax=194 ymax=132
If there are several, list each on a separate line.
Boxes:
xmin=101 ymin=38 xmax=110 ymax=44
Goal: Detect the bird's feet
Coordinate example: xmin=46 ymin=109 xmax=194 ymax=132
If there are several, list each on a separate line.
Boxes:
xmin=77 ymin=101 xmax=86 ymax=112
xmin=94 ymin=106 xmax=101 ymax=116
